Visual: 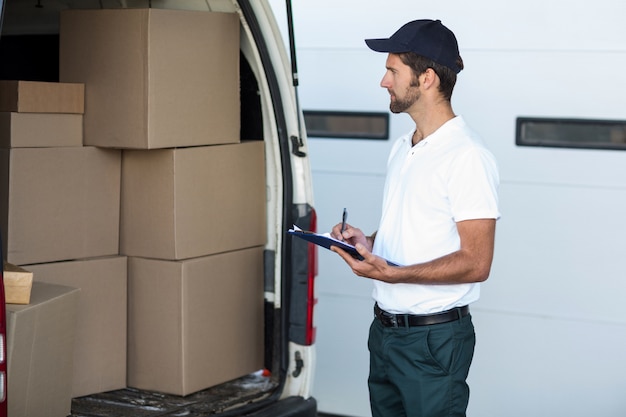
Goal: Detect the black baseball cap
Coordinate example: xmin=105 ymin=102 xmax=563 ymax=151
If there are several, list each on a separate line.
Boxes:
xmin=365 ymin=19 xmax=463 ymax=74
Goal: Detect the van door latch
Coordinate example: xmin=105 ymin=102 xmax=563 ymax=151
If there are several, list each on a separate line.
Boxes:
xmin=292 ymin=350 xmax=304 ymax=377
xmin=290 ymin=135 xmax=306 ymax=157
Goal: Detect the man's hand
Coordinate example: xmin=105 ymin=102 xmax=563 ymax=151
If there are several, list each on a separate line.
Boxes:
xmin=330 ymin=222 xmax=373 ymax=251
xmin=330 ymin=242 xmax=395 ymax=281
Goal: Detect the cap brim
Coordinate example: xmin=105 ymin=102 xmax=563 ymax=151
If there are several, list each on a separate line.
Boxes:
xmin=365 ymin=38 xmax=410 ymax=53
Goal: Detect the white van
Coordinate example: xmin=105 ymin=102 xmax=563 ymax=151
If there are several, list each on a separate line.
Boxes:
xmin=0 ymin=1 xmax=318 ymax=416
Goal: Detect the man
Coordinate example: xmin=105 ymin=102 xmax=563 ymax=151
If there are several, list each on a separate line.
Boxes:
xmin=330 ymin=19 xmax=500 ymax=417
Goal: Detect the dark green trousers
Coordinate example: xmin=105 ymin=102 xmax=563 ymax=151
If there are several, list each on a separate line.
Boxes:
xmin=368 ymin=313 xmax=475 ymax=417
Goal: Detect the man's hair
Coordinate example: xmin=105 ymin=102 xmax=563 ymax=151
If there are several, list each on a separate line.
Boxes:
xmin=398 ymin=52 xmax=461 ymax=101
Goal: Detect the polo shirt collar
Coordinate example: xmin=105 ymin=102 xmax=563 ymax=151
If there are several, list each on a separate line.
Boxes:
xmin=406 ymin=115 xmax=464 ymax=149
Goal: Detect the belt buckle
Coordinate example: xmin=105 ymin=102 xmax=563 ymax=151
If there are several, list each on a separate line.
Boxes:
xmin=388 ymin=313 xmax=398 ymax=327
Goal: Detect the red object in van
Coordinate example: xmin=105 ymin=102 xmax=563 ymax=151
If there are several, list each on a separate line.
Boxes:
xmin=0 ymin=234 xmax=8 ymax=417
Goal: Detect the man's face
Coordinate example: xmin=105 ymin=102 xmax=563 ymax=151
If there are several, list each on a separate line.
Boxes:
xmin=380 ymin=54 xmax=420 ymax=114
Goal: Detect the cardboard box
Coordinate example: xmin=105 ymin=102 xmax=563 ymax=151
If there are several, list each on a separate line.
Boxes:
xmin=0 ymin=80 xmax=84 ymax=114
xmin=120 ymin=141 xmax=266 ymax=260
xmin=0 ymin=112 xmax=83 ymax=148
xmin=127 ymin=247 xmax=265 ymax=396
xmin=3 ymin=261 xmax=33 ymax=304
xmin=59 ymin=8 xmax=240 ymax=149
xmin=0 ymin=147 xmax=121 ymax=265
xmin=26 ymin=256 xmax=128 ymax=398
xmin=6 ymin=281 xmax=80 ymax=417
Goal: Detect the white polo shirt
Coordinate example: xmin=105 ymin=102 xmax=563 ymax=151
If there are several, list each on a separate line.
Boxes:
xmin=372 ymin=116 xmax=500 ymax=314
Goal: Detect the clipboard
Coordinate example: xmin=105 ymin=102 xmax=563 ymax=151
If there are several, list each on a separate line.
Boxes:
xmin=287 ymin=225 xmax=400 ymax=266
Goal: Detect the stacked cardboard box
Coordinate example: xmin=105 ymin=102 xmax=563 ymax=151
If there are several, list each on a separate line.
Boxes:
xmin=0 ymin=80 xmax=120 ymax=266
xmin=120 ymin=142 xmax=267 ymax=260
xmin=0 ymin=80 xmax=84 ymax=147
xmin=127 ymin=247 xmax=264 ymax=396
xmin=121 ymin=142 xmax=267 ymax=396
xmin=6 ymin=282 xmax=80 ymax=417
xmin=0 ymin=79 xmax=128 ymax=405
xmin=25 ymin=256 xmax=128 ymax=398
xmin=0 ymin=80 xmax=84 ymax=114
xmin=57 ymin=8 xmax=267 ymax=396
xmin=2 ymin=262 xmax=33 ymax=304
xmin=59 ymin=8 xmax=240 ymax=149
xmin=0 ymin=146 xmax=121 ymax=265
xmin=1 ymin=7 xmax=267 ymax=402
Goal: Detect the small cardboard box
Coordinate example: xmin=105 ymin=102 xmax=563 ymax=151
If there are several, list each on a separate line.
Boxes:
xmin=59 ymin=8 xmax=239 ymax=149
xmin=0 ymin=112 xmax=83 ymax=148
xmin=120 ymin=141 xmax=266 ymax=260
xmin=6 ymin=281 xmax=80 ymax=417
xmin=0 ymin=80 xmax=84 ymax=114
xmin=3 ymin=261 xmax=33 ymax=304
xmin=127 ymin=247 xmax=264 ymax=396
xmin=27 ymin=256 xmax=128 ymax=398
xmin=0 ymin=146 xmax=121 ymax=265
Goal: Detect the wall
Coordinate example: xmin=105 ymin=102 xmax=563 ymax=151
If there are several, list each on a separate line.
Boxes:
xmin=271 ymin=1 xmax=626 ymax=416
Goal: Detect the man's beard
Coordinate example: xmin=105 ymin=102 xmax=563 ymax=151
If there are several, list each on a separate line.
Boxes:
xmin=389 ymin=83 xmax=420 ymax=114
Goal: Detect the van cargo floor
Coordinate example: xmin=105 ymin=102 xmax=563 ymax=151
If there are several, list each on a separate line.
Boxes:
xmin=69 ymin=372 xmax=279 ymax=416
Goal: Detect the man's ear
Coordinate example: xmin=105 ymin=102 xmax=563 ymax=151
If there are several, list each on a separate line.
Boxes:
xmin=421 ymin=68 xmax=439 ymax=89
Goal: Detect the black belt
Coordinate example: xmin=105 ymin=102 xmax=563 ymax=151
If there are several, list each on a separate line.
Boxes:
xmin=374 ymin=303 xmax=470 ymax=327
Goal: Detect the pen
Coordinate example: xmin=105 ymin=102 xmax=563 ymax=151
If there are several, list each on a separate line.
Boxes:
xmin=340 ymin=208 xmax=348 ymax=240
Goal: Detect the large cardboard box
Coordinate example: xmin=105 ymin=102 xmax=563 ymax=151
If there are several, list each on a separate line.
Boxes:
xmin=26 ymin=256 xmax=128 ymax=398
xmin=120 ymin=141 xmax=266 ymax=260
xmin=3 ymin=262 xmax=33 ymax=304
xmin=0 ymin=147 xmax=121 ymax=265
xmin=59 ymin=8 xmax=240 ymax=149
xmin=0 ymin=80 xmax=84 ymax=114
xmin=127 ymin=247 xmax=265 ymax=396
xmin=0 ymin=112 xmax=83 ymax=148
xmin=6 ymin=281 xmax=80 ymax=417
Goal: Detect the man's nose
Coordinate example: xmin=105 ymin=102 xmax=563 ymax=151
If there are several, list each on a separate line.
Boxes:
xmin=380 ymin=74 xmax=391 ymax=88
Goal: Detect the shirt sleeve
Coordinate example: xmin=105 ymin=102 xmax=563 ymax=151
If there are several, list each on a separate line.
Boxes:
xmin=447 ymin=145 xmax=500 ymax=222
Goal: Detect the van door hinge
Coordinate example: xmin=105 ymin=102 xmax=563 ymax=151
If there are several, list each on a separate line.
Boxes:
xmin=290 ymin=135 xmax=306 ymax=157
xmin=292 ymin=350 xmax=304 ymax=377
